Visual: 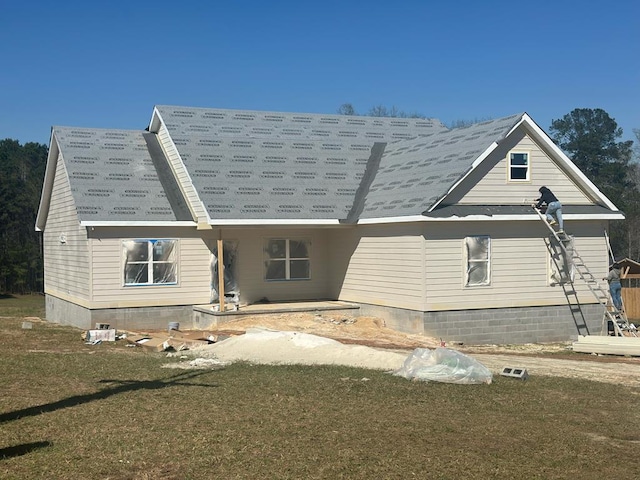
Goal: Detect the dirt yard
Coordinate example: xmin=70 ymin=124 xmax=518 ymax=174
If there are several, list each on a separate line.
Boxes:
xmin=194 ymin=312 xmax=640 ymax=387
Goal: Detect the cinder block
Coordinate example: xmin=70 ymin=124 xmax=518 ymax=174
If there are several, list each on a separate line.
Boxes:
xmin=500 ymin=366 xmax=529 ymax=380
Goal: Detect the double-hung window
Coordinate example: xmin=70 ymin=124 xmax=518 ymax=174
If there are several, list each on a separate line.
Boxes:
xmin=464 ymin=236 xmax=490 ymax=287
xmin=123 ymin=239 xmax=177 ymax=286
xmin=508 ymin=151 xmax=530 ymax=181
xmin=264 ymin=239 xmax=310 ymax=281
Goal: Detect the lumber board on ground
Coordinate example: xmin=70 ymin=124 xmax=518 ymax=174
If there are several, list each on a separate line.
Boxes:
xmin=572 ymin=335 xmax=640 ymax=356
xmin=126 ymin=333 xmax=210 ymax=352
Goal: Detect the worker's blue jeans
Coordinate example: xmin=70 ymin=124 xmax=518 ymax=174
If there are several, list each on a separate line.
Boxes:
xmin=546 ymin=201 xmax=563 ymax=230
xmin=610 ymin=281 xmax=623 ymax=310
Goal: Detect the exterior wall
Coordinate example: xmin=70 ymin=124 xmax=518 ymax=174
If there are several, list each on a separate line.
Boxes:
xmin=328 ymin=223 xmax=426 ymax=311
xmin=43 ymin=153 xmax=91 ymax=310
xmin=219 ymin=227 xmax=332 ymax=305
xmin=88 ymin=226 xmax=212 ymax=308
xmin=330 ymin=220 xmax=609 ymax=312
xmin=452 ymin=129 xmax=593 ymax=205
xmin=358 ymin=302 xmax=604 ymax=344
xmin=47 ymin=225 xmax=333 ymax=328
xmin=423 ymin=220 xmax=609 ymax=311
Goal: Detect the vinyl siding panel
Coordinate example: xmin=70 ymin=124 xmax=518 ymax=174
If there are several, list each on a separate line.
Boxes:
xmin=330 ymin=224 xmax=426 ymax=310
xmin=89 ymin=233 xmax=211 ymax=308
xmin=424 ymin=221 xmax=609 ymax=311
xmin=43 ymin=153 xmax=90 ymax=300
xmin=455 ymin=130 xmax=592 ymax=205
xmin=327 ymin=220 xmax=609 ymax=313
xmin=229 ymin=228 xmax=331 ymax=304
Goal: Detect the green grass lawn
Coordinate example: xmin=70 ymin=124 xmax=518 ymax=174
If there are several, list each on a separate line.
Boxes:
xmin=1 ymin=295 xmax=639 ymax=479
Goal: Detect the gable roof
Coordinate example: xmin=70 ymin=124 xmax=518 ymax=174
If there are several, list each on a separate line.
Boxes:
xmin=357 ymin=114 xmax=524 ymax=220
xmin=150 ymin=105 xmax=448 ymax=224
xmin=36 ymin=127 xmax=193 ymax=230
xmin=37 ymin=106 xmax=623 ymax=231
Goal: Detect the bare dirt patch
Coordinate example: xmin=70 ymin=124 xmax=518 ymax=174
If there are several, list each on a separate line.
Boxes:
xmin=191 ymin=312 xmax=640 ymax=387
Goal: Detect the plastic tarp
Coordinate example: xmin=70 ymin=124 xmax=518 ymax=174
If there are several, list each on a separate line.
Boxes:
xmin=123 ymin=239 xmax=177 ymax=285
xmin=394 ymin=347 xmax=493 ymax=384
xmin=465 ymin=236 xmax=490 ymax=286
xmin=211 ymin=241 xmax=240 ymax=303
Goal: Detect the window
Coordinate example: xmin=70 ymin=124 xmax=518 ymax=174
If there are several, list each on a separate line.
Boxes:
xmin=508 ymin=151 xmax=529 ymax=181
xmin=264 ymin=238 xmax=310 ymax=281
xmin=464 ymin=236 xmax=490 ymax=286
xmin=123 ymin=239 xmax=177 ymax=286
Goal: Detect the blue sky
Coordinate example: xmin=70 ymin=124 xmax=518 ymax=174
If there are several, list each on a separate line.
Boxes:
xmin=1 ymin=0 xmax=638 ymax=146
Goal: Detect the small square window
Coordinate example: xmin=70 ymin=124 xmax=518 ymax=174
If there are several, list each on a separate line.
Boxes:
xmin=509 ymin=152 xmax=529 ymax=181
xmin=123 ymin=239 xmax=177 ymax=286
xmin=264 ymin=238 xmax=310 ymax=281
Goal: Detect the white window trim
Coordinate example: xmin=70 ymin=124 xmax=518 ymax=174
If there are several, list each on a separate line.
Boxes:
xmin=464 ymin=235 xmax=491 ymax=287
xmin=264 ymin=238 xmax=311 ymax=281
xmin=123 ymin=239 xmax=178 ymax=287
xmin=507 ymin=150 xmax=531 ymax=182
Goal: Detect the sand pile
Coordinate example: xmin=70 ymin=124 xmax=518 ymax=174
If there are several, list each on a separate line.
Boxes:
xmin=174 ymin=327 xmax=410 ymax=370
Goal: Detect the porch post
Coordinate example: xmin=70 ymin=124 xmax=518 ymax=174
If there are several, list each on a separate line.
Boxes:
xmin=217 ymin=238 xmax=225 ymax=312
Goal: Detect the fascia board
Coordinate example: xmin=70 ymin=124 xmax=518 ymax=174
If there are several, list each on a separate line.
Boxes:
xmin=152 ymin=109 xmax=212 ymax=225
xmin=209 ymin=219 xmax=343 ymax=226
xmin=520 ymin=114 xmax=619 ymax=211
xmin=35 ymin=130 xmax=59 ymax=231
xmin=80 ymin=221 xmax=197 ymax=227
xmin=426 ymin=142 xmax=500 ymax=212
xmin=148 ymin=106 xmax=162 ymax=133
xmin=358 ymin=213 xmax=624 ymax=224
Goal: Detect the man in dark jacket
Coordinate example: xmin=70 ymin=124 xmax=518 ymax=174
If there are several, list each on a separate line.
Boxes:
xmin=534 ymin=186 xmax=564 ymax=233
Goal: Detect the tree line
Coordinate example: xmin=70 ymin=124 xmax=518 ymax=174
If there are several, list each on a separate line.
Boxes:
xmin=0 ymin=139 xmax=47 ymax=293
xmin=0 ymin=107 xmax=637 ymax=294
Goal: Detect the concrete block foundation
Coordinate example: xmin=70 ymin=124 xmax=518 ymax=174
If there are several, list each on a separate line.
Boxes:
xmin=358 ymin=302 xmax=604 ymax=345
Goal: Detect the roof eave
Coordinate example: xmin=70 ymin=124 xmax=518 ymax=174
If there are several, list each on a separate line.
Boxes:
xmin=80 ymin=221 xmax=198 ymax=228
xmin=358 ymin=212 xmax=625 ymax=224
xmin=209 ymin=219 xmax=344 ymax=226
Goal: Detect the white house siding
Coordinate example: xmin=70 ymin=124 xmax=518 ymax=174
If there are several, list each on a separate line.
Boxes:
xmin=454 ymin=129 xmax=592 ymax=205
xmin=156 ymin=124 xmax=208 ymax=222
xmin=220 ymin=227 xmax=332 ymax=305
xmin=329 ymin=224 xmax=426 ymax=311
xmin=424 ymin=221 xmax=609 ymax=311
xmin=43 ymin=153 xmax=90 ymax=303
xmin=89 ymin=227 xmax=211 ymax=308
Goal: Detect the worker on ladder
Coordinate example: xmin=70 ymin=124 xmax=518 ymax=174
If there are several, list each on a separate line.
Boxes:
xmin=533 ymin=186 xmax=564 ymax=234
xmin=604 ymin=262 xmax=623 ymax=315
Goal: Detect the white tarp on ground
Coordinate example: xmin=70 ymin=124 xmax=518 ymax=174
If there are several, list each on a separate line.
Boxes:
xmin=394 ymin=347 xmax=493 ymax=384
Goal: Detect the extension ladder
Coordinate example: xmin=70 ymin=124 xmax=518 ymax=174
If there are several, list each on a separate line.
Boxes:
xmin=533 ymin=207 xmax=636 ymax=337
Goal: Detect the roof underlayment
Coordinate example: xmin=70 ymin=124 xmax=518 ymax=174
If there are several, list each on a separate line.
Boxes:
xmin=42 ymin=106 xmax=620 ymax=226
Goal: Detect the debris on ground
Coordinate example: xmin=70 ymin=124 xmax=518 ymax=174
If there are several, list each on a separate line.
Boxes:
xmin=83 ymin=328 xmax=116 ymax=343
xmin=393 ymin=347 xmax=493 ymax=384
xmin=125 ymin=330 xmax=216 ymax=352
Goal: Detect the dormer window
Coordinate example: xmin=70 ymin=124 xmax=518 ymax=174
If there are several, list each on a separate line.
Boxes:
xmin=509 ymin=151 xmax=529 ymax=181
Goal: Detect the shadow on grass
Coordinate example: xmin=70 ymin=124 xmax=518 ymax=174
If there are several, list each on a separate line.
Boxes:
xmin=0 ymin=370 xmax=218 ymax=424
xmin=0 ymin=441 xmax=52 ymax=459
xmin=0 ymin=294 xmax=17 ymax=300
